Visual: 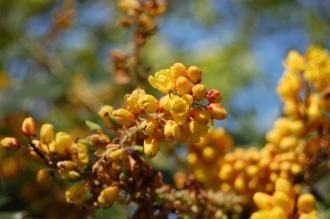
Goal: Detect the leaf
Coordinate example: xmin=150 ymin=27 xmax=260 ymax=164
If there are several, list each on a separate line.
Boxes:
xmin=85 ymin=120 xmax=102 ymax=132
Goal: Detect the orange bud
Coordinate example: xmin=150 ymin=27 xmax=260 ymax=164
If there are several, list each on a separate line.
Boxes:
xmin=207 ymin=103 xmax=227 ymax=120
xmin=22 ymin=117 xmax=36 ymax=136
xmin=0 ymin=137 xmax=21 ymax=150
xmin=187 ymin=65 xmax=202 ymax=83
xmin=206 ymin=89 xmax=222 ymax=103
xmin=171 ymin=63 xmax=187 ymax=79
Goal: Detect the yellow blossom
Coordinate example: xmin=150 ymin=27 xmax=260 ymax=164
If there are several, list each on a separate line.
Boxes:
xmin=138 ymin=94 xmax=159 ymax=113
xmin=98 ymin=186 xmax=120 ymax=207
xmin=65 ymin=182 xmax=88 ymax=204
xmin=148 ymin=69 xmax=175 ymax=93
xmin=164 ymin=120 xmax=181 ymax=139
xmin=125 ymin=88 xmax=146 ymax=113
xmin=169 ymin=96 xmax=189 ymax=117
xmin=297 ymin=194 xmax=316 ymax=213
xmin=143 ymin=137 xmax=160 ymax=158
xmin=139 ymin=119 xmax=157 ymax=136
xmin=40 ymin=123 xmax=55 ymax=145
xmin=72 ymin=143 xmax=89 ymax=164
xmin=50 ymin=132 xmax=73 ymax=155
xmin=284 ymin=50 xmax=305 ymax=72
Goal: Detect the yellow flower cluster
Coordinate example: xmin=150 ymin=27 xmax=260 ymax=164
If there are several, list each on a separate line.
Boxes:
xmin=251 ymin=178 xmax=319 ymax=219
xmin=99 ymin=63 xmax=227 ymax=159
xmin=186 ymin=47 xmax=329 ymax=214
xmin=278 ymin=46 xmax=330 ymax=119
xmin=0 ymin=63 xmax=227 ymax=209
xmin=187 ymin=128 xmax=233 ymax=188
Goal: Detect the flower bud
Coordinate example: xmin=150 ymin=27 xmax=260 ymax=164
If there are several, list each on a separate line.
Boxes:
xmin=98 ymin=105 xmax=115 ymax=128
xmin=171 ymin=63 xmax=187 ymax=79
xmin=207 ymin=103 xmax=227 ymax=120
xmin=273 ymin=191 xmax=292 ymax=214
xmin=188 ymin=66 xmax=202 ymax=83
xmin=175 ymin=76 xmax=192 ymax=95
xmin=36 ymin=168 xmax=53 ymax=185
xmin=189 ymin=120 xmax=208 ymax=137
xmin=57 ymin=160 xmax=78 ymax=174
xmin=253 ymin=192 xmax=273 ymax=209
xmin=192 ymin=84 xmax=207 ymax=100
xmin=112 ymin=109 xmax=135 ymax=127
xmin=98 ymin=186 xmax=119 ymax=207
xmin=72 ymin=143 xmax=89 ymax=164
xmin=143 ymin=137 xmax=159 ymax=158
xmin=138 ymin=94 xmax=159 ymax=113
xmin=0 ymin=137 xmax=21 ymax=150
xmin=65 ymin=182 xmax=88 ymax=204
xmin=51 ymin=132 xmax=73 ymax=155
xmin=206 ymin=89 xmax=222 ymax=103
xmin=164 ymin=120 xmax=181 ymax=139
xmin=297 ymin=194 xmax=316 ymax=213
xmin=22 ymin=117 xmax=36 ymax=136
xmin=182 ymin=94 xmax=193 ymax=105
xmin=40 ymin=123 xmax=55 ymax=145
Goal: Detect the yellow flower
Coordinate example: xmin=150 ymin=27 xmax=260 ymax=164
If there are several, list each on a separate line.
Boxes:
xmin=50 ymin=132 xmax=73 ymax=155
xmin=139 ymin=119 xmax=158 ymax=136
xmin=207 ymin=103 xmax=227 ymax=120
xmin=277 ymin=71 xmax=302 ymax=99
xmin=188 ymin=65 xmax=202 ymax=83
xmin=171 ymin=63 xmax=188 ymax=79
xmin=285 ymin=50 xmax=305 ymax=72
xmin=112 ymin=109 xmax=136 ymax=127
xmin=190 ymin=108 xmax=210 ymax=124
xmin=148 ymin=69 xmax=175 ymax=93
xmin=98 ymin=105 xmax=115 ymax=128
xmin=297 ymin=194 xmax=316 ymax=213
xmin=189 ymin=120 xmax=209 ymax=138
xmin=72 ymin=143 xmax=89 ymax=164
xmin=65 ymin=182 xmax=88 ymax=204
xmin=164 ymin=120 xmax=181 ymax=139
xmin=0 ymin=137 xmax=21 ymax=150
xmin=169 ymin=96 xmax=189 ymax=117
xmin=175 ymin=76 xmax=192 ymax=95
xmin=22 ymin=117 xmax=36 ymax=137
xmin=143 ymin=137 xmax=160 ymax=158
xmin=159 ymin=94 xmax=172 ymax=111
xmin=182 ymin=94 xmax=193 ymax=105
xmin=125 ymin=88 xmax=146 ymax=113
xmin=253 ymin=192 xmax=273 ymax=210
xmin=192 ymin=84 xmax=207 ymax=100
xmin=40 ymin=123 xmax=55 ymax=145
xmin=138 ymin=94 xmax=159 ymax=113
xmin=98 ymin=186 xmax=120 ymax=207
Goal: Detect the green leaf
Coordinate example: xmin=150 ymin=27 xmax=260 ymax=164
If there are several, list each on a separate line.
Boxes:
xmin=85 ymin=120 xmax=102 ymax=132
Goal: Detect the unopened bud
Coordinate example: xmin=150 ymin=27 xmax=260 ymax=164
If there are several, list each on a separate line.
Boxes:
xmin=22 ymin=117 xmax=36 ymax=136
